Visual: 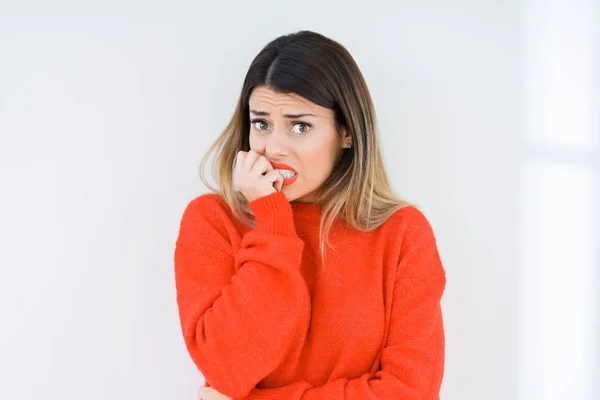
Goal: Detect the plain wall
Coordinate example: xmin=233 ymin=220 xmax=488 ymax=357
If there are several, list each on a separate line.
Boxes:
xmin=0 ymin=1 xmax=596 ymax=399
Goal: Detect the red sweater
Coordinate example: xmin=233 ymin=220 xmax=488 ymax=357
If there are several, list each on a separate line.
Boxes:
xmin=174 ymin=191 xmax=446 ymax=399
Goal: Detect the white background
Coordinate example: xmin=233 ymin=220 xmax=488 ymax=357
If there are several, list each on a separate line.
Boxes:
xmin=0 ymin=1 xmax=597 ymax=399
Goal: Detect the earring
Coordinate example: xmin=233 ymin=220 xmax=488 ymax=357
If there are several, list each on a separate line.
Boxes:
xmin=342 ymin=142 xmax=352 ymax=149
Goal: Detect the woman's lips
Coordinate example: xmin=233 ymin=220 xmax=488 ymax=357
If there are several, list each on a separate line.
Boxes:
xmin=281 ymin=174 xmax=298 ymax=186
xmin=270 ymin=162 xmax=298 ymax=174
xmin=270 ymin=162 xmax=298 ymax=186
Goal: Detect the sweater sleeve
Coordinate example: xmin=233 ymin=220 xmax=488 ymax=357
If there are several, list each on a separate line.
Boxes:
xmin=237 ymin=208 xmax=446 ymax=400
xmin=174 ymin=191 xmax=311 ymax=399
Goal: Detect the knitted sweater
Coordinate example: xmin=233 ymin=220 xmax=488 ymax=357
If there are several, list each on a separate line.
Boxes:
xmin=174 ymin=191 xmax=446 ymax=399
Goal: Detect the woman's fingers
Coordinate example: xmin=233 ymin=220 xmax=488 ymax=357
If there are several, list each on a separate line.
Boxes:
xmin=235 ymin=151 xmax=246 ymax=176
xmin=250 ymin=156 xmax=272 ymax=177
xmin=242 ymin=149 xmax=260 ymax=172
xmin=264 ymin=170 xmax=284 ymax=190
xmin=233 ymin=149 xmax=284 ymax=201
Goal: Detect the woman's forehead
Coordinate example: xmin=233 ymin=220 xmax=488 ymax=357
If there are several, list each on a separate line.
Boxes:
xmin=249 ymin=87 xmax=332 ymax=118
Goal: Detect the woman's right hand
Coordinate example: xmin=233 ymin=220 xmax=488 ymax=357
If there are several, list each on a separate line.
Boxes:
xmin=234 ymin=150 xmax=284 ymax=203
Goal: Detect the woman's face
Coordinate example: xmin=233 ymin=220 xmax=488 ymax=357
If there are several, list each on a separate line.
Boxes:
xmin=248 ymin=86 xmax=351 ymax=203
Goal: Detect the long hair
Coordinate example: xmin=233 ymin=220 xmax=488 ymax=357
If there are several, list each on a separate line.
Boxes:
xmin=200 ymin=30 xmax=413 ymax=270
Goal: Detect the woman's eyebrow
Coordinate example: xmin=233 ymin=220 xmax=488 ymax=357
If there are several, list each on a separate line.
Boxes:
xmin=250 ymin=109 xmax=317 ymax=118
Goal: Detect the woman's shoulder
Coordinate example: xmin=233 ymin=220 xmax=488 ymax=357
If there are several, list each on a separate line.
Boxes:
xmin=386 ymin=204 xmax=432 ymax=229
xmin=379 ymin=205 xmax=445 ymax=280
xmin=179 ymin=192 xmax=236 ymax=225
xmin=184 ymin=192 xmax=226 ymax=210
xmin=176 ymin=192 xmax=245 ymax=249
xmin=381 ymin=204 xmax=438 ymax=246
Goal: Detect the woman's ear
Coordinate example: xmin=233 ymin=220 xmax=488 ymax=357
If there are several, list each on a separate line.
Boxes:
xmin=341 ymin=128 xmax=352 ymax=147
xmin=341 ymin=129 xmax=352 ymax=149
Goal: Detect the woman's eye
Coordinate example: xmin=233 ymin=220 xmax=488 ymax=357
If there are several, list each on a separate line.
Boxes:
xmin=292 ymin=123 xmax=310 ymax=134
xmin=251 ymin=120 xmax=310 ymax=134
xmin=253 ymin=120 xmax=268 ymax=131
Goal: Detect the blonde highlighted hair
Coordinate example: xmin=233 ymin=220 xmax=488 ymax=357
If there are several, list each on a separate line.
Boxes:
xmin=200 ymin=30 xmax=413 ymax=270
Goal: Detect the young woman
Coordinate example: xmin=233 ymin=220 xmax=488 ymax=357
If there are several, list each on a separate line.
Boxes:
xmin=174 ymin=30 xmax=447 ymax=400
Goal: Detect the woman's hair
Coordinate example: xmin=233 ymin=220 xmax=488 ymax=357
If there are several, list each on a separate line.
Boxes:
xmin=200 ymin=30 xmax=413 ymax=270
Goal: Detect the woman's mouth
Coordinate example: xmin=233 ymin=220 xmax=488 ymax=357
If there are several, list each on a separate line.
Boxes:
xmin=274 ymin=169 xmax=298 ymax=186
xmin=271 ymin=162 xmax=298 ymax=186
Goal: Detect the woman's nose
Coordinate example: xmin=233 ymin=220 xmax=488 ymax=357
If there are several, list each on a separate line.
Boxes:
xmin=264 ymin=130 xmax=289 ymax=158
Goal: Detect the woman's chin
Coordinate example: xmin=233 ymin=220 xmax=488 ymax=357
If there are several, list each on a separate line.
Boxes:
xmin=280 ymin=188 xmax=292 ymax=201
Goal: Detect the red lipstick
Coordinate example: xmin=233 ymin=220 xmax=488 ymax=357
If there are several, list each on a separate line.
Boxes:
xmin=270 ymin=162 xmax=297 ymax=174
xmin=270 ymin=162 xmax=299 ymax=186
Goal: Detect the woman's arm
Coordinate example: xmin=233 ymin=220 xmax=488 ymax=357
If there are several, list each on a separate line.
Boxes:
xmin=175 ymin=192 xmax=311 ymax=399
xmin=234 ymin=208 xmax=446 ymax=400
